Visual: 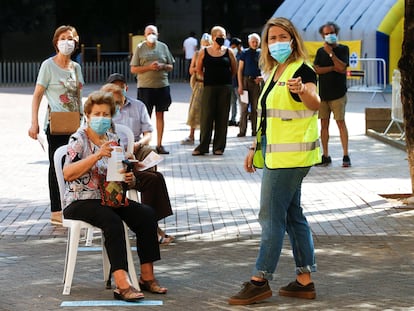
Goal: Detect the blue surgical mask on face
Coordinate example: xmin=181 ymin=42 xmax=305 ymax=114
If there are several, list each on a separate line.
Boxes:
xmin=268 ymin=41 xmax=292 ymax=64
xmin=121 ymin=88 xmax=127 ymax=97
xmin=324 ymin=34 xmax=337 ymax=45
xmin=89 ymin=116 xmax=112 ymax=135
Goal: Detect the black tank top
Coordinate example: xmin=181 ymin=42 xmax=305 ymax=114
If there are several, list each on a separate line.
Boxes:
xmin=203 ymin=48 xmax=232 ymax=86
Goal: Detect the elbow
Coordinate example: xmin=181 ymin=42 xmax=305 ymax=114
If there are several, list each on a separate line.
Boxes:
xmin=63 ymin=169 xmax=76 ymax=182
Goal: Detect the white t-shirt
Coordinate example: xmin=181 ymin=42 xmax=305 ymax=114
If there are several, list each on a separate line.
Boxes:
xmin=183 ymin=36 xmax=198 ymax=60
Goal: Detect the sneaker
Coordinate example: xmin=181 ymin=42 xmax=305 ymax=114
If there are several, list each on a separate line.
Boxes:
xmin=237 ymin=133 xmax=246 ymax=137
xmin=279 ymin=280 xmax=316 ymax=299
xmin=228 ymin=281 xmax=272 ymax=305
xmin=342 ymin=155 xmax=351 ymax=167
xmin=156 ymin=145 xmax=169 ymax=154
xmin=315 ymin=155 xmax=331 ymax=166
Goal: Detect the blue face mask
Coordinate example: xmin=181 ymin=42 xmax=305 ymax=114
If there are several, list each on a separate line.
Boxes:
xmin=324 ymin=34 xmax=337 ymax=45
xmin=268 ymin=41 xmax=292 ymax=64
xmin=89 ymin=116 xmax=112 ymax=135
xmin=121 ymin=88 xmax=127 ymax=97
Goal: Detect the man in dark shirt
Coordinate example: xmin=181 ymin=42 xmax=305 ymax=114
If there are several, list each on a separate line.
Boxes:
xmin=237 ymin=33 xmax=263 ymax=137
xmin=314 ymin=22 xmax=351 ymax=167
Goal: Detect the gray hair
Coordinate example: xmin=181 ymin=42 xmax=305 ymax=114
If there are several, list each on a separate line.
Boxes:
xmin=248 ymin=33 xmax=261 ymax=44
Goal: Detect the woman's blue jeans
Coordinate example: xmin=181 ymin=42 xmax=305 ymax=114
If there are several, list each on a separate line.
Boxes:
xmin=253 ymin=139 xmax=316 ymax=280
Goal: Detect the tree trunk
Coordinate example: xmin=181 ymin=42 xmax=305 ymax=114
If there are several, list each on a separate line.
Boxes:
xmin=398 ymin=0 xmax=414 ymax=192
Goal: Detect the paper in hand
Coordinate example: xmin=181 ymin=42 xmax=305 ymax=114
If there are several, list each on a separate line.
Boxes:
xmin=37 ymin=134 xmax=46 ymax=152
xmin=240 ymin=90 xmax=249 ymax=104
xmin=106 ymin=146 xmax=125 ymax=181
xmin=137 ymin=151 xmax=163 ymax=171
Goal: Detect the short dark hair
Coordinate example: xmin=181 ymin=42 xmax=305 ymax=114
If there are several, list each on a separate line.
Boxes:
xmin=319 ymin=22 xmax=340 ymax=35
xmin=230 ymin=37 xmax=242 ymax=46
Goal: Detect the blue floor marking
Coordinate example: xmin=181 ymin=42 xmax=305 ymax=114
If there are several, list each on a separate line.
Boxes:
xmin=78 ymin=247 xmax=137 ymax=252
xmin=61 ymin=300 xmax=163 ymax=307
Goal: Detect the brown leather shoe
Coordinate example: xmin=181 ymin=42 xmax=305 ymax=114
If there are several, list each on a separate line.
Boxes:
xmin=228 ymin=281 xmax=272 ymax=305
xmin=279 ymin=280 xmax=316 ymax=299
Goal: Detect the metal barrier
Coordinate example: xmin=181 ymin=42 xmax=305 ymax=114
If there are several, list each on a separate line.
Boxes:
xmin=0 ymin=57 xmax=187 ymax=86
xmin=346 ymin=58 xmax=387 ymax=102
xmin=383 ymin=69 xmax=405 ymax=139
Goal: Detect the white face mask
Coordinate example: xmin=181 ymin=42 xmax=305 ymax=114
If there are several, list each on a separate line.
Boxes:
xmin=147 ymin=34 xmax=158 ymax=44
xmin=57 ymin=39 xmax=75 ymax=56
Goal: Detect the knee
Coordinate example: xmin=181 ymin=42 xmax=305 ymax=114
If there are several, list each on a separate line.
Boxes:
xmin=141 ymin=203 xmax=157 ymax=221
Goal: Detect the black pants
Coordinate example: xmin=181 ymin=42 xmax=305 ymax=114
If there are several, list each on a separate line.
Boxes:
xmin=46 ymin=126 xmax=70 ymax=212
xmin=196 ymin=85 xmax=232 ymax=153
xmin=64 ymin=199 xmax=160 ymax=272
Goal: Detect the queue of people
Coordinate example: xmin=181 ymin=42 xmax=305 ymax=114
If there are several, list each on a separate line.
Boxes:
xmin=29 ymin=17 xmax=353 ymax=304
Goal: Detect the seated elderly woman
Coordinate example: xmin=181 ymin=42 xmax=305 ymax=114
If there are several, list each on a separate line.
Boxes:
xmin=62 ymin=90 xmax=167 ymax=302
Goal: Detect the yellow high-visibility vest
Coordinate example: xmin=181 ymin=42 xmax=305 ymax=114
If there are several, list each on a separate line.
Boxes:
xmin=254 ymin=60 xmax=321 ymax=169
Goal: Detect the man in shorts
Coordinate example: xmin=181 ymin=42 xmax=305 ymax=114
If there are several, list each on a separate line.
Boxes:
xmin=314 ymin=21 xmax=351 ymax=167
xmin=130 ymin=25 xmax=175 ymax=154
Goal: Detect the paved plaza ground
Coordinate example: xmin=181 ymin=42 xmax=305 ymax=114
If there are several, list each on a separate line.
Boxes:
xmin=0 ymin=83 xmax=413 ymax=310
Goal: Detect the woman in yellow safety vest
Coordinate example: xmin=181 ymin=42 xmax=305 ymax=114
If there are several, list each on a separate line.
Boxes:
xmin=228 ymin=17 xmax=321 ymax=306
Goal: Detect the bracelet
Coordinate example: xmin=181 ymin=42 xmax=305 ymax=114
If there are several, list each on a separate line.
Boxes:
xmin=248 ymin=146 xmax=255 ymax=151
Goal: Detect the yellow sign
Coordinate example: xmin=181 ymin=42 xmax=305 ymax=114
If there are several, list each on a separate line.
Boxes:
xmin=304 ymin=40 xmax=362 ymax=69
xmin=130 ymin=35 xmax=145 ymax=54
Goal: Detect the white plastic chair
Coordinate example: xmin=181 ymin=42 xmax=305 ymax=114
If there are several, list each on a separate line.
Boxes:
xmin=54 ymin=145 xmax=139 ymax=295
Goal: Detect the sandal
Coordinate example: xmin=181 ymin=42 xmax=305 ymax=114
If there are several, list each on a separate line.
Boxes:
xmin=113 ymin=286 xmax=144 ymax=302
xmin=158 ymin=234 xmax=175 ymax=245
xmin=139 ymin=278 xmax=168 ymax=294
xmin=181 ymin=137 xmax=194 ymax=145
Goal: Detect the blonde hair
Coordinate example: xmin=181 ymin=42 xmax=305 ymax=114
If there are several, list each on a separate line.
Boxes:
xmin=211 ymin=26 xmax=226 ymax=38
xmin=200 ymin=33 xmax=212 ymax=46
xmin=259 ymin=17 xmax=308 ymax=74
